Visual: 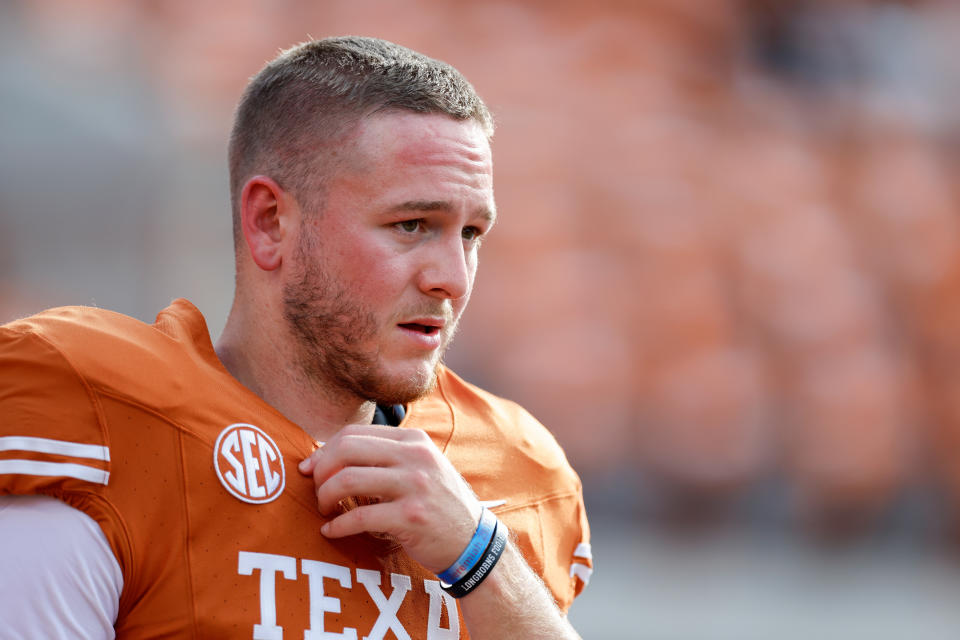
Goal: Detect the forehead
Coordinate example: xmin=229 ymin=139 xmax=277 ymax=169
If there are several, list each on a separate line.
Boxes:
xmin=351 ymin=111 xmax=493 ymax=177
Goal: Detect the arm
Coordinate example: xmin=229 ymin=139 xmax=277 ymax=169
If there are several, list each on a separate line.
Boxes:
xmin=457 ymin=538 xmax=580 ymax=638
xmin=0 ymin=494 xmax=122 ymax=639
xmin=298 ymin=424 xmax=581 ymax=639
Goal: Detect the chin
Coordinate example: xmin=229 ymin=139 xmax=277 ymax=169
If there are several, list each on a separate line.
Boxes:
xmin=368 ymin=362 xmax=440 ymax=405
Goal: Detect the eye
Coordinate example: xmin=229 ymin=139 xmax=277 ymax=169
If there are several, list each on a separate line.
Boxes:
xmin=396 ymin=219 xmax=422 ymax=233
xmin=461 ymin=226 xmax=483 ymax=242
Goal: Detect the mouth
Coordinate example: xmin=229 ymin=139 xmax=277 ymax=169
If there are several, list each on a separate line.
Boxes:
xmin=397 ymin=322 xmax=442 ymax=336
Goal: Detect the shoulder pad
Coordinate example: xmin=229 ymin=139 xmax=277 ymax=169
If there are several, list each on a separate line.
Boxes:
xmin=0 ymin=323 xmax=110 ymax=494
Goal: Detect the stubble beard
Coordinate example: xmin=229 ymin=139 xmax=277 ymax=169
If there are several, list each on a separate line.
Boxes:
xmin=281 ymin=239 xmax=453 ymax=406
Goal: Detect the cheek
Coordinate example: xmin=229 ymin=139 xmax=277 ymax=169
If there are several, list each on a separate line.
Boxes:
xmin=347 ymin=258 xmax=412 ymax=306
xmin=464 ymin=255 xmax=479 ymax=294
xmin=328 ymin=239 xmax=397 ymax=284
xmin=453 ymin=286 xmax=473 ymax=316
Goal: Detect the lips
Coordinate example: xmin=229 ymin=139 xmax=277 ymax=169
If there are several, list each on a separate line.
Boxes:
xmin=397 ymin=320 xmax=443 ymax=335
xmin=396 ymin=316 xmax=448 ymax=351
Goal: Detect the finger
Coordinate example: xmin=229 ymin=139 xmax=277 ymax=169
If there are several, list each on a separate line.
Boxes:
xmin=298 ymin=424 xmax=407 ymax=475
xmin=298 ymin=435 xmax=383 ymax=478
xmin=332 ymin=423 xmax=416 ymax=442
xmin=315 ymin=466 xmax=406 ymax=515
xmin=328 ymin=424 xmax=436 ymax=450
xmin=298 ymin=446 xmax=324 ymax=475
xmin=308 ymin=433 xmax=413 ymax=485
xmin=321 ymin=499 xmax=399 ymax=539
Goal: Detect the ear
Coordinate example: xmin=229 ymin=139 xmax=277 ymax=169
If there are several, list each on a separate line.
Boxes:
xmin=239 ymin=176 xmax=297 ymax=271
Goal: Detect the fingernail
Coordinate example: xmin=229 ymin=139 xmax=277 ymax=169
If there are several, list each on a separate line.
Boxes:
xmin=298 ymin=459 xmax=310 ymax=472
xmin=320 ymin=523 xmax=330 ymax=536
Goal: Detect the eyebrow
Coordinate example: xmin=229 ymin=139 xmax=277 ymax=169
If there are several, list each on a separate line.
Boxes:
xmin=392 ymin=200 xmax=497 ymax=223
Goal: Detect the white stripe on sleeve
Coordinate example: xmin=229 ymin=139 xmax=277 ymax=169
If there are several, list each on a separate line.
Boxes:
xmin=0 ymin=436 xmax=110 ymax=461
xmin=0 ymin=460 xmax=109 ymax=485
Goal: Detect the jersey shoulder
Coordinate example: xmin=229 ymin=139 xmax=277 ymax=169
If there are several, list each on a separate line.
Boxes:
xmin=0 ymin=300 xmax=206 ymax=496
xmin=432 ymin=366 xmax=578 ymax=488
xmin=3 ymin=300 xmax=208 ymax=404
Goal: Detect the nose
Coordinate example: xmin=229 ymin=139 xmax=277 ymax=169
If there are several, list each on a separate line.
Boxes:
xmin=418 ymin=236 xmax=472 ymax=300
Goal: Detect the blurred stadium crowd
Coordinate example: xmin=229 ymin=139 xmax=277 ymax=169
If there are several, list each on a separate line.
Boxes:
xmin=3 ymin=0 xmax=960 ymax=543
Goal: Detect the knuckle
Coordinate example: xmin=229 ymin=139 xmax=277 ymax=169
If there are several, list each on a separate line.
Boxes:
xmin=337 ymin=435 xmax=360 ymax=456
xmin=338 ymin=467 xmax=362 ymax=493
xmin=401 ymin=433 xmax=436 ymax=461
xmin=401 ymin=499 xmax=429 ymax=527
xmin=402 ymin=428 xmax=429 ymax=443
xmin=410 ymin=468 xmax=432 ymax=493
xmin=412 ymin=444 xmax=436 ymax=466
xmin=352 ymin=505 xmax=369 ymax=528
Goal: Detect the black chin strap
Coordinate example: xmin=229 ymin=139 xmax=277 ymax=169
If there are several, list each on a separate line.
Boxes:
xmin=372 ymin=404 xmax=406 ymax=426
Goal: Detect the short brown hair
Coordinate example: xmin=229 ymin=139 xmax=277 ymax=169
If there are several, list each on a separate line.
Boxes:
xmin=228 ymin=36 xmax=494 ymax=240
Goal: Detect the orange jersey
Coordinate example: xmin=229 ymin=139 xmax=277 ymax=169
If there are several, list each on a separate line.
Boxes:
xmin=0 ymin=299 xmax=591 ymax=638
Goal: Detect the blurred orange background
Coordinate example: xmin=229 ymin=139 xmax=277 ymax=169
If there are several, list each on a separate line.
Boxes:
xmin=4 ymin=1 xmax=960 ymax=636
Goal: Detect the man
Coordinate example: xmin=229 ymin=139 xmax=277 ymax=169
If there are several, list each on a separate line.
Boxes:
xmin=0 ymin=37 xmax=591 ymax=638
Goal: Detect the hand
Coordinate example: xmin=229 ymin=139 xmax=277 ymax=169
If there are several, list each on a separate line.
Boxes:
xmin=297 ymin=424 xmax=483 ymax=574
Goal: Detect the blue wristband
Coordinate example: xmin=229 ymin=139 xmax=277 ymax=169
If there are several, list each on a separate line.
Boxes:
xmin=437 ymin=506 xmax=497 ymax=585
xmin=442 ymin=519 xmax=509 ymax=598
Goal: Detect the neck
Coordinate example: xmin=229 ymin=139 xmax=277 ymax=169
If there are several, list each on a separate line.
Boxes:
xmin=214 ymin=302 xmax=375 ymax=443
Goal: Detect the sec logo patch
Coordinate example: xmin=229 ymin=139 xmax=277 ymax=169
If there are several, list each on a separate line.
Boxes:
xmin=214 ymin=423 xmax=285 ymax=504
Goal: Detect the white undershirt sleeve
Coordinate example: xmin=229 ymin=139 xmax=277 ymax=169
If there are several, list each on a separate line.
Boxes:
xmin=0 ymin=494 xmax=123 ymax=639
